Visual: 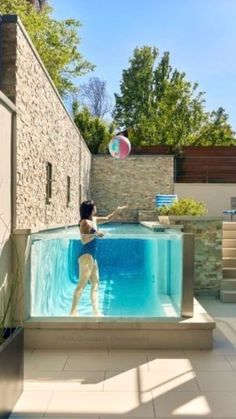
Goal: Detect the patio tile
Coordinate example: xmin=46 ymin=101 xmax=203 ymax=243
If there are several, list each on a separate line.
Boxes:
xmin=197 ymin=297 xmax=234 ymax=316
xmin=24 ymin=353 xmax=68 ymax=372
xmin=24 ymin=370 xmax=105 ymax=391
xmin=147 ymin=356 xmax=192 ymax=373
xmin=14 ymin=299 xmax=236 ymax=419
xmin=107 ymin=349 xmax=148 ymax=370
xmin=195 ymin=371 xmax=236 ymax=391
xmin=184 ymin=354 xmax=233 ymax=371
xmin=11 ymin=390 xmax=53 ymax=416
xmin=108 ymin=349 xmax=147 ymax=356
xmin=45 ymin=390 xmax=154 ymax=417
xmin=64 ymin=349 xmax=148 ymax=371
xmin=104 ymin=368 xmax=147 ymax=392
xmin=64 ymin=351 xmax=110 ymax=371
xmin=104 ymin=369 xmax=198 ymax=393
xmin=204 ymin=392 xmax=236 ymax=418
xmin=225 ymin=354 xmax=236 ymax=370
xmin=146 ymin=350 xmax=185 ymax=359
xmin=213 ymin=324 xmax=236 ymax=348
xmin=152 ymin=390 xmax=212 ymax=417
xmin=185 ymin=349 xmax=229 ymax=357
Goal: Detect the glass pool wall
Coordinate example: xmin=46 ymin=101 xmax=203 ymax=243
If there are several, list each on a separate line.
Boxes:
xmin=30 ymin=225 xmax=183 ymax=318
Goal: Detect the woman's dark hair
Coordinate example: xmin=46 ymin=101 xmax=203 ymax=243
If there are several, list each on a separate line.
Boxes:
xmin=80 ymin=200 xmax=95 ymax=221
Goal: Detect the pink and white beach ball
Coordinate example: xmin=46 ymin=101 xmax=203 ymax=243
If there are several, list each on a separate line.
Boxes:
xmin=108 ymin=135 xmax=131 ymax=160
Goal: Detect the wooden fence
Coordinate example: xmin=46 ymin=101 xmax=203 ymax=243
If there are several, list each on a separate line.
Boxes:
xmin=131 ymin=146 xmax=236 ymax=183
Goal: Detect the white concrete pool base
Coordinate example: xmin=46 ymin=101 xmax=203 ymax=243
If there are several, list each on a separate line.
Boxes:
xmin=24 ymin=299 xmax=215 ymax=350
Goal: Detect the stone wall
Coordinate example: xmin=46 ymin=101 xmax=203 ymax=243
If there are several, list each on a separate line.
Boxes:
xmin=0 ymin=16 xmax=91 ymax=231
xmin=91 ymin=155 xmax=174 ymax=220
xmin=172 ymin=217 xmax=222 ymax=295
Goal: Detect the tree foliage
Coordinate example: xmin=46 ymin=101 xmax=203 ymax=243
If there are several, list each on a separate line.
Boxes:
xmin=191 ymin=107 xmax=235 ymax=146
xmin=0 ymin=0 xmax=94 ymax=96
xmin=113 ymin=46 xmax=235 ymax=147
xmin=73 ymin=102 xmax=114 ymax=154
xmin=79 ymin=77 xmax=112 ymax=119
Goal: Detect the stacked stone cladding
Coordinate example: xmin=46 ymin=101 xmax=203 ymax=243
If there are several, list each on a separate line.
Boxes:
xmin=173 ymin=218 xmax=222 ymax=295
xmin=91 ymin=155 xmax=174 ymax=220
xmin=0 ymin=16 xmax=91 ymax=230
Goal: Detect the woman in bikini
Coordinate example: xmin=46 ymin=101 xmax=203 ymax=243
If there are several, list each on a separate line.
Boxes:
xmin=70 ymin=199 xmax=127 ymax=316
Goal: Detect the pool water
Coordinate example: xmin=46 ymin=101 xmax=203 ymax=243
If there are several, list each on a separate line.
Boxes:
xmin=30 ymin=224 xmax=183 ymax=317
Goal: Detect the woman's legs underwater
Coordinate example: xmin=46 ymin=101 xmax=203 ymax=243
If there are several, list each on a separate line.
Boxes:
xmin=70 ymin=254 xmax=93 ymax=315
xmin=70 ymin=254 xmax=102 ymax=316
xmin=90 ymin=260 xmax=102 ymax=316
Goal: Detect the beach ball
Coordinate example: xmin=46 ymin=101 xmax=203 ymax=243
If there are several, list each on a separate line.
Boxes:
xmin=108 ymin=135 xmax=131 ymax=160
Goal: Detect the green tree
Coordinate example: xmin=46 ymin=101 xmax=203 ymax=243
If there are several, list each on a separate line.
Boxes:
xmin=113 ymin=46 xmax=235 ymax=147
xmin=191 ymin=107 xmax=235 ymax=146
xmin=73 ymin=103 xmax=114 ymax=154
xmin=0 ymin=0 xmax=94 ymax=96
xmin=114 ymin=46 xmax=158 ymax=129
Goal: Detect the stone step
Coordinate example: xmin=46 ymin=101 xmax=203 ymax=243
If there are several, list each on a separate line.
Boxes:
xmin=220 ymin=290 xmax=236 ymax=303
xmin=222 ymin=239 xmax=236 ymax=248
xmin=220 ymin=278 xmax=236 ymax=291
xmin=223 ymin=248 xmax=236 ymax=257
xmin=223 ymin=222 xmax=236 ymax=231
xmin=223 ymin=257 xmax=236 ymax=268
xmin=223 ymin=230 xmax=236 ymax=239
xmin=223 ymin=267 xmax=236 ymax=278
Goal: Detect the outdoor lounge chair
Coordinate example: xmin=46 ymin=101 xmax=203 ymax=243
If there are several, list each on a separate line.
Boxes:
xmin=155 ymin=194 xmax=178 ymax=208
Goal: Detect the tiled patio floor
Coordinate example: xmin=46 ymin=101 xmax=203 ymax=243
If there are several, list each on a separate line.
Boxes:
xmin=10 ymin=296 xmax=236 ymax=418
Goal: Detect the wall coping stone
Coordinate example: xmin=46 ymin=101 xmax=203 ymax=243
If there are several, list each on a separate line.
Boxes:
xmin=0 ymin=14 xmax=90 ymax=155
xmin=139 ymin=210 xmax=223 ymax=222
xmin=169 ymin=216 xmax=223 ymax=221
xmin=93 ymin=154 xmax=174 ymax=158
xmin=13 ymin=223 xmax=78 ymax=235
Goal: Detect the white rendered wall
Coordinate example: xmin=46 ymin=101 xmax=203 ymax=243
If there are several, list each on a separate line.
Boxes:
xmin=0 ymin=92 xmax=15 ymax=321
xmin=174 ymin=183 xmax=236 ymax=216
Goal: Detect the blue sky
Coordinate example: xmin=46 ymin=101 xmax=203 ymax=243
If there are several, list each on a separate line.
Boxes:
xmin=52 ymin=0 xmax=236 ymax=130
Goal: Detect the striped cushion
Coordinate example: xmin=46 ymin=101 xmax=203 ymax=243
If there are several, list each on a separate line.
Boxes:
xmin=156 ymin=194 xmax=178 ymax=208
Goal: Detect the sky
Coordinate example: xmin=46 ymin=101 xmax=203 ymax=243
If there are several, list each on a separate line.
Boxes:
xmin=51 ymin=0 xmax=236 ymax=130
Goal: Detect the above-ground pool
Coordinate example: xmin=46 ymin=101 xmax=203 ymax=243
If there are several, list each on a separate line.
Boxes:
xmin=30 ymin=223 xmax=183 ymax=318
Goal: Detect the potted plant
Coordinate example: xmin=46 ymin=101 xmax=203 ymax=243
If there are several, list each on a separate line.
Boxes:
xmin=0 ymin=217 xmax=24 ymax=419
xmin=157 ymin=197 xmax=207 ymax=224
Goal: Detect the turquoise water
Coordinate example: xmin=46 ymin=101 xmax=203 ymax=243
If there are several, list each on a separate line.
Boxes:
xmin=30 ymin=224 xmax=183 ymax=317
